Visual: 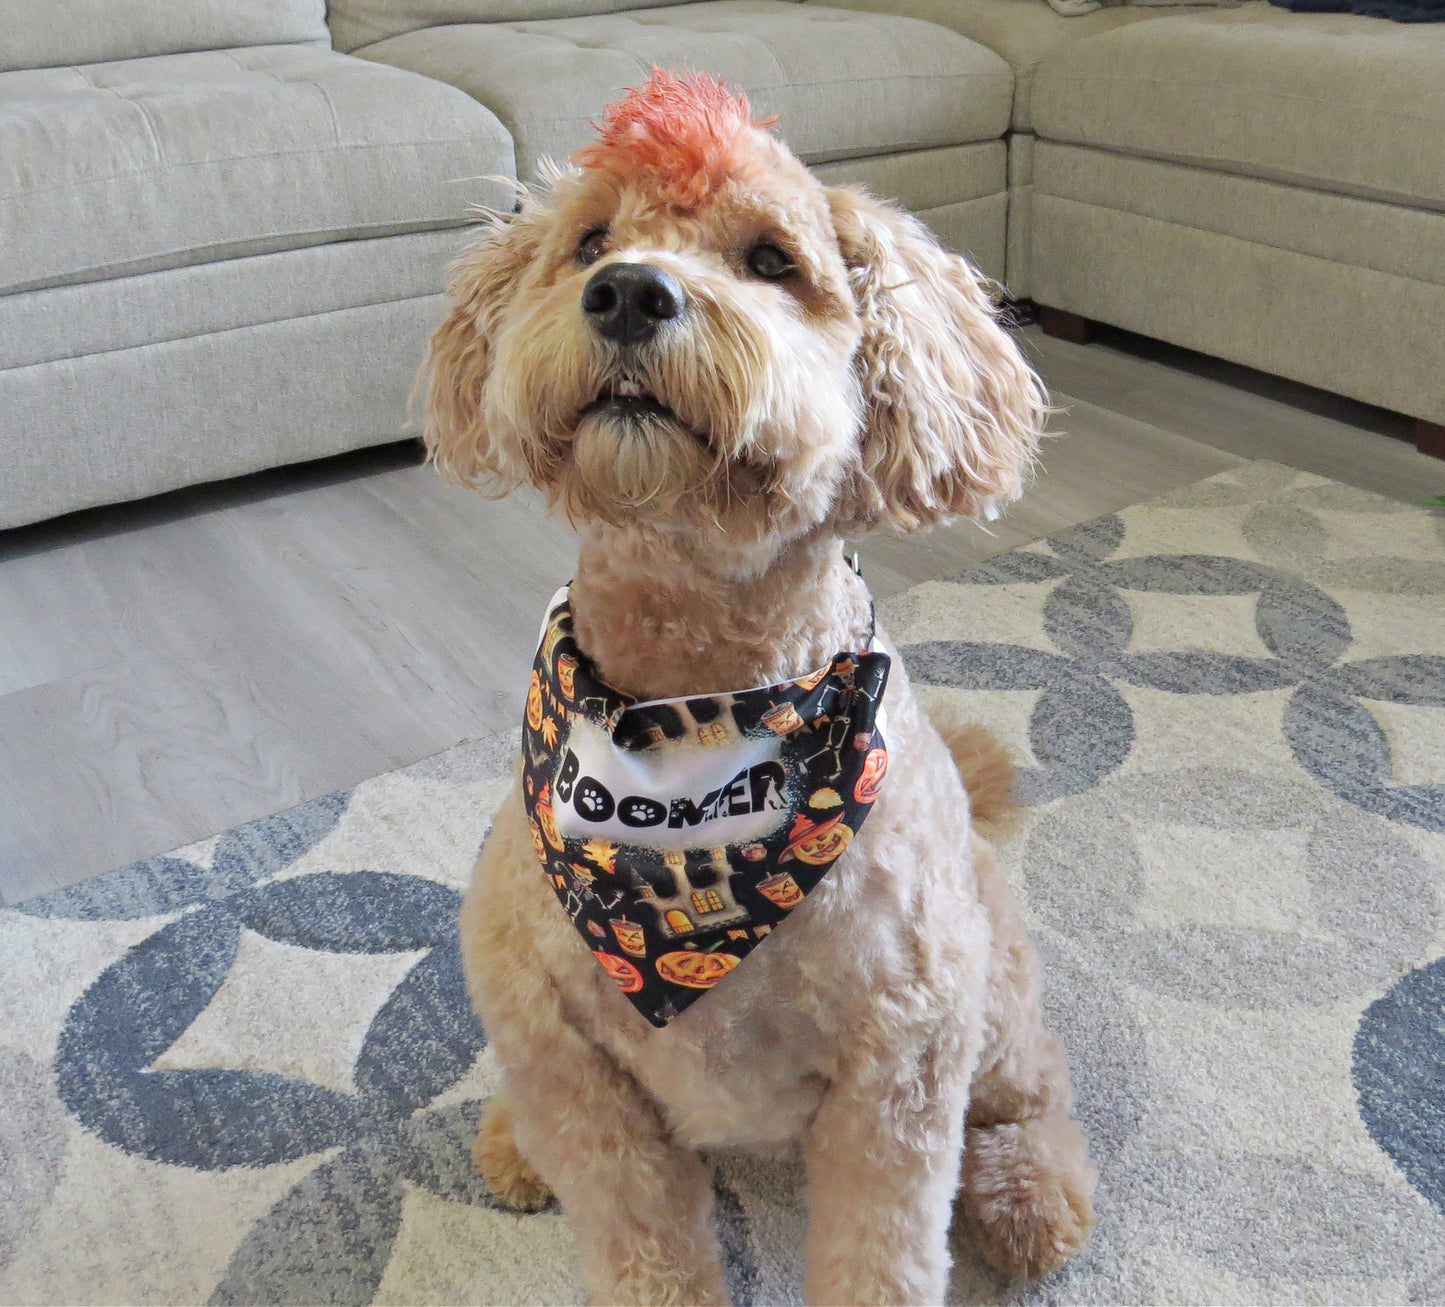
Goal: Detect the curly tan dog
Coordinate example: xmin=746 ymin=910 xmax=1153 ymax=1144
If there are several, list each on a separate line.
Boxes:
xmin=424 ymin=69 xmax=1095 ymax=1306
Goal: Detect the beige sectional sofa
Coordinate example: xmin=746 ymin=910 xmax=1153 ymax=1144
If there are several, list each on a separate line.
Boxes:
xmin=832 ymin=0 xmax=1445 ymax=451
xmin=1028 ymin=7 xmax=1445 ymax=449
xmin=3 ymin=0 xmax=1440 ymax=530
xmin=1 ymin=0 xmax=518 ymax=529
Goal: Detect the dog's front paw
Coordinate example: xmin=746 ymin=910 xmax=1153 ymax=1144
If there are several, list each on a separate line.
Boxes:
xmin=474 ymin=1098 xmax=555 ymax=1213
xmin=958 ymin=1115 xmax=1096 ymax=1279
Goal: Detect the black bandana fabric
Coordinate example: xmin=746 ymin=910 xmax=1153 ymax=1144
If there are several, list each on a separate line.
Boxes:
xmin=521 ymin=589 xmax=891 ymax=1027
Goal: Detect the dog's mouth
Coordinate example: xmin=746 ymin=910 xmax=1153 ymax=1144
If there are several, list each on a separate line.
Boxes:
xmin=582 ymin=375 xmax=677 ymax=424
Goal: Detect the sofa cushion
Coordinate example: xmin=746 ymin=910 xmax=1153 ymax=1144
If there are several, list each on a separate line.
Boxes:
xmin=813 ymin=0 xmax=1190 ymax=129
xmin=354 ymin=0 xmax=1013 ymax=176
xmin=0 ymin=46 xmax=514 ymax=296
xmin=3 ymin=0 xmax=329 ymax=74
xmin=329 ymin=0 xmax=703 ymax=54
xmin=1032 ymin=2 xmax=1445 ymax=210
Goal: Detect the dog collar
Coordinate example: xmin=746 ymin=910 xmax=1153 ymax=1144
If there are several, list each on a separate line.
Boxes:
xmin=521 ymin=584 xmax=891 ymax=1027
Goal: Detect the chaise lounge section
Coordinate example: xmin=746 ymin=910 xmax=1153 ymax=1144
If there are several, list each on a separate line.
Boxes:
xmin=1027 ymin=4 xmax=1445 ymax=453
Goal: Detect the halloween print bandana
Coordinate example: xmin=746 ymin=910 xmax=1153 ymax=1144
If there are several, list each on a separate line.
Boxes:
xmin=521 ymin=586 xmax=891 ymax=1027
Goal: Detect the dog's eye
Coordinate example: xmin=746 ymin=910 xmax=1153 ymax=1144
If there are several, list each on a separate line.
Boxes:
xmin=577 ymin=227 xmax=609 ymax=266
xmin=747 ymin=242 xmax=795 ymax=280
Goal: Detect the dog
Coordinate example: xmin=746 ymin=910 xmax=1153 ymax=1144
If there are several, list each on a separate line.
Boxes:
xmin=422 ymin=69 xmax=1096 ymax=1306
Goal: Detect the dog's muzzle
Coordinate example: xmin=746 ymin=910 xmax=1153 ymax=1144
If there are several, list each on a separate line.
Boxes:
xmin=582 ymin=262 xmax=686 ymax=346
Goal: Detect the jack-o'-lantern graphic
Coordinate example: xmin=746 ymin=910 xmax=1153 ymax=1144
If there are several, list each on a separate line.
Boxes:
xmin=557 ymin=653 xmax=579 ymax=700
xmin=783 ymin=812 xmax=853 ymax=866
xmin=535 ymin=784 xmax=563 ymax=851
xmin=854 ymin=747 xmax=888 ymax=804
xmin=761 ymin=702 xmax=805 ymax=736
xmin=656 ymin=950 xmax=740 ymax=989
xmin=757 ymin=872 xmax=803 ymax=909
xmin=542 ymin=613 xmax=567 ymax=665
xmin=528 ymin=819 xmax=547 ymax=864
xmin=594 ymin=950 xmax=644 ymax=993
xmin=610 ymin=917 xmax=647 ymax=956
xmin=526 ymin=671 xmax=545 ymax=732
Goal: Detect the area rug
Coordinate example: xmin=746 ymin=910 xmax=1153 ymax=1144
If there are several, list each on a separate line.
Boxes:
xmin=2 ymin=461 xmax=1442 ymax=1305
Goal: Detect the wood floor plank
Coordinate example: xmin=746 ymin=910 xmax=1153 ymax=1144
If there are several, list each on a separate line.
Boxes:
xmin=0 ymin=546 xmax=121 ymax=697
xmin=1022 ymin=328 xmax=1441 ymax=504
xmin=0 ymin=476 xmax=576 ymax=897
xmin=0 ymin=657 xmax=318 ymax=903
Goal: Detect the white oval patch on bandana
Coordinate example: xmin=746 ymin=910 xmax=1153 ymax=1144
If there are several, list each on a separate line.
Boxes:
xmin=522 ymin=586 xmax=891 ymax=1027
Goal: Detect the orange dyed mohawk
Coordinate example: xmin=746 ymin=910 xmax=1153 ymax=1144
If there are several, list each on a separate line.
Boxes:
xmin=573 ymin=68 xmax=776 ymax=210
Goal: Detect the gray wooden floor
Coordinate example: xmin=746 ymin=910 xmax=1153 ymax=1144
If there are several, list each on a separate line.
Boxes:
xmin=2 ymin=325 xmax=1440 ymax=903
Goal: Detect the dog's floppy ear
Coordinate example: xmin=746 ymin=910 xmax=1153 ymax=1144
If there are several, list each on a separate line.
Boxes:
xmin=421 ymin=199 xmax=547 ymax=488
xmin=827 ymin=186 xmax=1047 ymax=533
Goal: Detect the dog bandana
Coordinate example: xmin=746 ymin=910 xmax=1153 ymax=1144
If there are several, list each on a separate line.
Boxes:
xmin=521 ymin=586 xmax=891 ymax=1027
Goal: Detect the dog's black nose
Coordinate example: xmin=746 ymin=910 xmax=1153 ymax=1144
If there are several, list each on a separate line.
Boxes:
xmin=581 ymin=262 xmax=685 ymax=345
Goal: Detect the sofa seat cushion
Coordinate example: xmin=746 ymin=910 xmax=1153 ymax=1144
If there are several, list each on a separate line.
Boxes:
xmin=1031 ymin=2 xmax=1445 ymax=210
xmin=0 ymin=45 xmax=514 ymax=296
xmin=814 ymin=0 xmax=1192 ymax=130
xmin=354 ymin=0 xmax=1013 ymax=177
xmin=329 ymin=0 xmax=703 ymax=54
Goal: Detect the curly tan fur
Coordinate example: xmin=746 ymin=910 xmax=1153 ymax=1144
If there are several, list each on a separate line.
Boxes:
xmin=473 ymin=1094 xmax=554 ymax=1213
xmin=428 ymin=70 xmax=1093 ymax=1306
xmin=929 ymin=707 xmax=1026 ymax=840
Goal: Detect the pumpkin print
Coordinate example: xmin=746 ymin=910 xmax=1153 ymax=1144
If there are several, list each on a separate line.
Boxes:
xmin=783 ymin=812 xmax=853 ymax=866
xmin=556 ymin=653 xmax=580 ymax=700
xmin=854 ymin=747 xmax=888 ymax=804
xmin=756 ymin=872 xmax=803 ymax=909
xmin=528 ymin=819 xmax=547 ymax=865
xmin=594 ymin=950 xmax=644 ymax=993
xmin=656 ymin=950 xmax=741 ymax=990
xmin=760 ymin=702 xmax=805 ymax=736
xmin=526 ymin=671 xmax=545 ymax=732
xmin=535 ymin=785 xmax=563 ymax=851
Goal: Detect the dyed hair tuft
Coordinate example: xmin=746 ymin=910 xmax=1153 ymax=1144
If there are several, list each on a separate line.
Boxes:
xmin=573 ymin=68 xmax=775 ymax=208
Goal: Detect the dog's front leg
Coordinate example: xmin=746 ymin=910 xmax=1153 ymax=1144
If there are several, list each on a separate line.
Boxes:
xmin=499 ymin=1028 xmax=728 ymax=1307
xmin=802 ymin=1034 xmax=975 ymax=1306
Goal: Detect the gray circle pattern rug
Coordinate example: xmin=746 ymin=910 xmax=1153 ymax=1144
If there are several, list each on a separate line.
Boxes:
xmin=2 ymin=462 xmax=1442 ymax=1304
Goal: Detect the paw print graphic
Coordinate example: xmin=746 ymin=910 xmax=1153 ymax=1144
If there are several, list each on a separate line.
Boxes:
xmin=574 ymin=778 xmax=613 ymax=820
xmin=617 ymin=796 xmax=665 ymax=826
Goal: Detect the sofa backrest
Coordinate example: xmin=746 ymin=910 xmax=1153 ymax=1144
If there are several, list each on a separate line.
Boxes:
xmin=3 ymin=0 xmax=330 ymax=73
xmin=326 ymin=0 xmax=705 ymax=53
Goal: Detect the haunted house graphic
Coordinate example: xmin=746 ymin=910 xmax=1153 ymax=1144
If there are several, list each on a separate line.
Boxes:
xmin=634 ymin=846 xmax=750 ymax=940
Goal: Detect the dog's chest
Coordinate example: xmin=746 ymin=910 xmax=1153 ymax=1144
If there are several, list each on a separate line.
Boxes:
xmin=591 ymin=853 xmax=907 ymax=1152
xmin=616 ymin=957 xmax=836 ymax=1151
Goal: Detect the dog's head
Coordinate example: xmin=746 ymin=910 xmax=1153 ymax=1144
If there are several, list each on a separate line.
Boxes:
xmin=424 ymin=69 xmax=1045 ymax=549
